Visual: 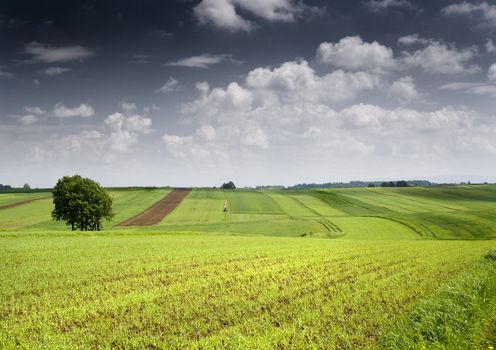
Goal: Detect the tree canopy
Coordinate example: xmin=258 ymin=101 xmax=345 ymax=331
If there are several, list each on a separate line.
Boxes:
xmin=221 ymin=181 xmax=236 ymax=189
xmin=52 ymin=175 xmax=114 ymax=231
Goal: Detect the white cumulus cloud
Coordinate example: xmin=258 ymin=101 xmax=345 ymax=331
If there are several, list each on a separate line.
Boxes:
xmin=53 ymin=103 xmax=94 ymax=118
xmin=197 ymin=125 xmax=217 ymax=141
xmin=316 ymin=36 xmax=395 ymax=72
xmin=194 ymin=0 xmax=322 ymax=32
xmin=366 ymin=0 xmax=413 ymax=12
xmin=18 ymin=115 xmax=39 ymax=126
xmin=401 ymin=38 xmax=479 ymax=74
xmin=246 ymin=60 xmax=379 ymax=104
xmin=194 ymin=0 xmax=253 ymax=32
xmin=440 ymin=82 xmax=496 ymax=97
xmin=24 ymin=106 xmax=46 ymax=115
xmin=338 ymin=104 xmax=473 ymax=130
xmin=156 ymin=77 xmax=178 ymax=94
xmin=25 ymin=42 xmax=95 ymax=63
xmin=390 ymin=76 xmax=419 ymax=100
xmin=165 ymin=54 xmax=232 ymax=68
xmin=442 ymin=2 xmax=496 ymax=28
xmin=104 ymin=112 xmax=152 ymax=152
xmin=485 ymin=39 xmax=496 ymax=53
xmin=120 ymin=101 xmax=137 ymax=113
xmin=488 ymin=63 xmax=496 ymax=81
xmin=398 ymin=34 xmax=432 ymax=46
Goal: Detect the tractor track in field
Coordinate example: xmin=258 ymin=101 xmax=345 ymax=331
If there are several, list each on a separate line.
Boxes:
xmin=0 ymin=196 xmax=51 ymax=210
xmin=117 ymin=188 xmax=192 ymax=226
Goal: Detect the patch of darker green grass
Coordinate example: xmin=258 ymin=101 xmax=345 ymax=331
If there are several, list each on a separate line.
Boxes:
xmin=379 ymin=249 xmax=496 ymax=349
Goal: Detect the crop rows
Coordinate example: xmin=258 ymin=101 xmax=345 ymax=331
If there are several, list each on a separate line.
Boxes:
xmin=1 ymin=234 xmax=493 ymax=349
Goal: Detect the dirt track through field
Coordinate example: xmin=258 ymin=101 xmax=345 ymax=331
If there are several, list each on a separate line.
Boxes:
xmin=0 ymin=196 xmax=51 ymax=210
xmin=118 ymin=188 xmax=192 ymax=226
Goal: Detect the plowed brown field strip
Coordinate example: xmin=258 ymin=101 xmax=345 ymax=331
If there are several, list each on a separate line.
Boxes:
xmin=117 ymin=188 xmax=192 ymax=226
xmin=0 ymin=196 xmax=51 ymax=210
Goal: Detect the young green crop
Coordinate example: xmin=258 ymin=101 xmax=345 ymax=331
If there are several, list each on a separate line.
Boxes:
xmin=226 ymin=190 xmax=284 ymax=214
xmin=0 ymin=233 xmax=494 ymax=349
xmin=263 ymin=192 xmax=315 ymax=217
xmin=380 ymin=253 xmax=496 ymax=349
xmin=162 ymin=198 xmax=225 ymax=224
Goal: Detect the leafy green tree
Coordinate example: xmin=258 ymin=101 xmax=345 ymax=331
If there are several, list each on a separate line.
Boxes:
xmin=396 ymin=180 xmax=409 ymax=187
xmin=52 ymin=175 xmax=114 ymax=231
xmin=221 ymin=181 xmax=236 ymax=189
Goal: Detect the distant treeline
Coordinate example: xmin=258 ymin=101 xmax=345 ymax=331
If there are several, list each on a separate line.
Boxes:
xmin=257 ymin=180 xmax=432 ymax=190
xmin=0 ymin=187 xmax=52 ymax=193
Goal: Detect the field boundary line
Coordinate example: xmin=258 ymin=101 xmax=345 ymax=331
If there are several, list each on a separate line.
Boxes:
xmin=366 ymin=187 xmax=463 ymax=212
xmin=117 ymin=188 xmax=192 ymax=226
xmin=258 ymin=191 xmax=287 ymax=215
xmin=312 ymin=189 xmax=389 ymax=215
xmin=0 ymin=196 xmax=51 ymax=210
xmin=363 ymin=215 xmax=435 ymax=239
xmin=289 ymin=195 xmax=323 ymax=217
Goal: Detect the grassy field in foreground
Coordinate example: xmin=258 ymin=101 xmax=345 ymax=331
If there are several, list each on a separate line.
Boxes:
xmin=0 ymin=233 xmax=494 ymax=349
xmin=381 ymin=250 xmax=496 ymax=349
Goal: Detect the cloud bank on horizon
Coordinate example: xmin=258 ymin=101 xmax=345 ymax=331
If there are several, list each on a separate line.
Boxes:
xmin=0 ymin=0 xmax=495 ymax=187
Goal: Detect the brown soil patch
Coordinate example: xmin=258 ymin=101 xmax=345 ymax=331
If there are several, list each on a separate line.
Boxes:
xmin=0 ymin=196 xmax=51 ymax=210
xmin=118 ymin=188 xmax=192 ymax=226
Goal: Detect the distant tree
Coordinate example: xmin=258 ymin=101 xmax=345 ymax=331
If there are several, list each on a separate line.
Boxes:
xmin=23 ymin=183 xmax=30 ymax=190
xmin=52 ymin=175 xmax=114 ymax=231
xmin=396 ymin=180 xmax=409 ymax=187
xmin=368 ymin=183 xmax=375 ymax=187
xmin=221 ymin=181 xmax=236 ymax=190
xmin=380 ymin=182 xmax=396 ymax=187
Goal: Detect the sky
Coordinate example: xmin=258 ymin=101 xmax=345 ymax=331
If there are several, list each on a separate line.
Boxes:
xmin=1 ymin=0 xmax=496 ymax=188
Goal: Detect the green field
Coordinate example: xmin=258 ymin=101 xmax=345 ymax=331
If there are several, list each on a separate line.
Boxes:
xmin=0 ymin=192 xmax=50 ymax=207
xmin=1 ymin=185 xmax=496 ymax=348
xmin=2 ymin=185 xmax=496 ymax=240
xmin=0 ymin=188 xmax=169 ymax=230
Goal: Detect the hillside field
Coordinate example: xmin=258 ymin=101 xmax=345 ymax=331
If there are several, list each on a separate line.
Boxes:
xmin=3 ymin=185 xmax=495 ymax=240
xmin=1 ymin=185 xmax=496 ymax=348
